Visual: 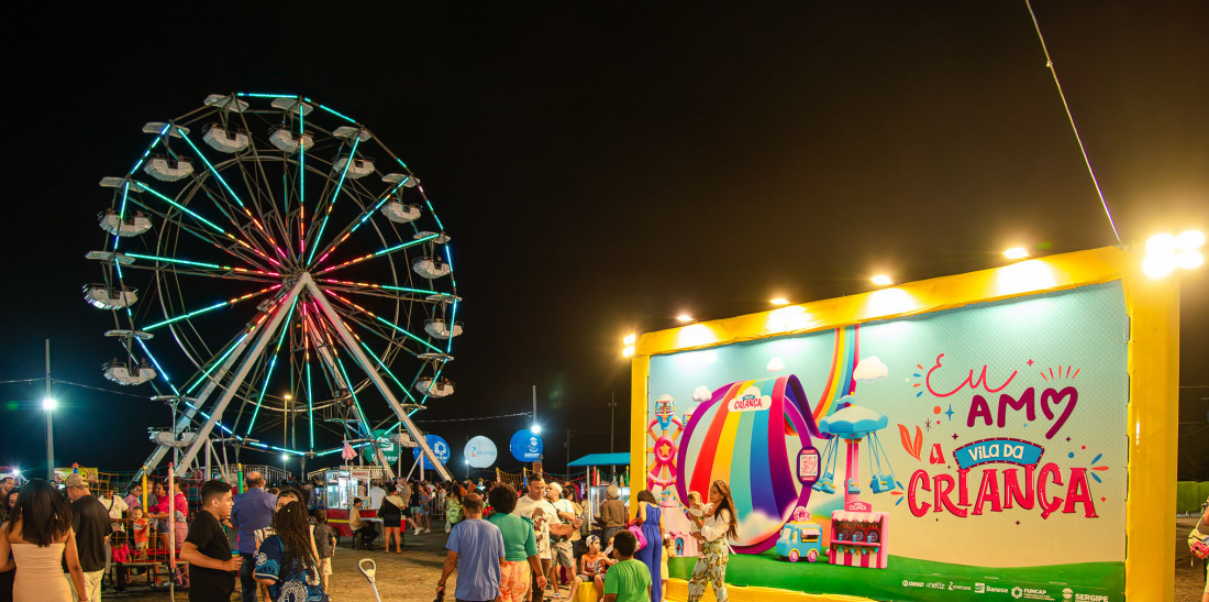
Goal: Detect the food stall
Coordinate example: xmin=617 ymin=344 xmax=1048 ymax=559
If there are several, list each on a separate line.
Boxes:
xmin=567 ymin=453 xmax=633 ymax=535
xmin=308 ymin=466 xmax=389 ymax=537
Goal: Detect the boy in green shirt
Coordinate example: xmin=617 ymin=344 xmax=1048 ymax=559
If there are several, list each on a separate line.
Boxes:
xmin=603 ymin=530 xmax=652 ymax=602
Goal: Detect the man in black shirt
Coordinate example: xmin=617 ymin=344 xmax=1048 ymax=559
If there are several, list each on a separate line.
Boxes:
xmin=181 ymin=480 xmax=243 ymax=602
xmin=63 ymin=474 xmax=110 ymax=602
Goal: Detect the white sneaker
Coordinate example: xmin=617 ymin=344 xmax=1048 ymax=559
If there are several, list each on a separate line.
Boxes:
xmin=414 ymin=527 xmax=422 ymax=536
xmin=425 ymin=528 xmax=431 ymax=533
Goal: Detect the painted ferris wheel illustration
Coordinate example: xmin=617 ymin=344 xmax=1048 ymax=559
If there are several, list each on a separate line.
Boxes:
xmin=86 ymin=93 xmax=459 ymax=481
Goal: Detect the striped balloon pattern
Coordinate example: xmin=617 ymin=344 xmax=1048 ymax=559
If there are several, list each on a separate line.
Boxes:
xmin=676 ymin=374 xmax=821 ymax=554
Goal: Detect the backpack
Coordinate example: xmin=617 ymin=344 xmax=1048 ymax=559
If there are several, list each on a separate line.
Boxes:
xmin=446 ymin=498 xmax=464 ymax=526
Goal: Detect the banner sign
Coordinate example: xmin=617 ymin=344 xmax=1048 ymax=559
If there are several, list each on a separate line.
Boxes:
xmin=953 ymin=438 xmax=1045 ymax=470
xmin=510 ymin=429 xmax=544 ymax=462
xmin=362 ymin=429 xmax=401 ymax=464
xmin=465 ymin=436 xmax=498 ymax=468
xmin=646 ymin=281 xmax=1130 ymax=601
xmin=412 ymin=434 xmax=451 ymax=470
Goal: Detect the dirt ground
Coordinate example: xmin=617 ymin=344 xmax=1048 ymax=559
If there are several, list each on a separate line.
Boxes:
xmin=102 ymin=518 xmax=1207 ymax=601
xmin=110 ymin=525 xmax=454 ymax=602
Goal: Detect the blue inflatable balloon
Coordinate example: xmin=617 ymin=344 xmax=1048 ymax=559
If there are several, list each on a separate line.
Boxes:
xmin=412 ymin=434 xmax=451 ymax=470
xmin=510 ymin=429 xmax=544 ymax=462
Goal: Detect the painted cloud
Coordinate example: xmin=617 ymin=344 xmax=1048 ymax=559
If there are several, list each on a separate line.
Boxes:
xmin=692 ymin=385 xmax=712 ymax=403
xmin=853 ymin=356 xmax=889 ymax=382
xmin=767 ymin=357 xmax=786 ymax=372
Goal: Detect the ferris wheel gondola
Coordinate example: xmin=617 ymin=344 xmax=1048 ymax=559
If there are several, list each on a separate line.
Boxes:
xmin=86 ymin=93 xmax=462 ymax=482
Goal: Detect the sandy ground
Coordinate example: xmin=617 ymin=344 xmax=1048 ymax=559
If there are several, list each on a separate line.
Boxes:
xmin=108 ymin=525 xmax=455 ymax=602
xmin=100 ymin=518 xmax=1208 ymax=601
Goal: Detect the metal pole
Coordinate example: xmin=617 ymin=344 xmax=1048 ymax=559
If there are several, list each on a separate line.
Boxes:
xmin=174 ymin=279 xmax=307 ymax=476
xmin=168 ymin=463 xmax=176 ymax=599
xmin=45 ymin=339 xmax=54 ymax=480
xmin=532 ymin=385 xmax=542 ymax=475
xmin=305 ymin=274 xmax=447 ymax=480
xmin=609 ymin=392 xmax=617 ymax=455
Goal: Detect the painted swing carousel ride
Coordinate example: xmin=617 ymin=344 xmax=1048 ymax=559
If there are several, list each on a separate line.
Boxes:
xmin=86 ymin=93 xmax=459 ymax=482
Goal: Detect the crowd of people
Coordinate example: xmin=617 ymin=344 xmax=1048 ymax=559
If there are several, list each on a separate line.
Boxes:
xmin=0 ymin=471 xmax=745 ymax=602
xmin=431 ymin=476 xmax=737 ymax=602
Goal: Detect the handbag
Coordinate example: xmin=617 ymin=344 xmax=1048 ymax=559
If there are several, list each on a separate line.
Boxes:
xmin=627 ymin=517 xmax=647 ymax=551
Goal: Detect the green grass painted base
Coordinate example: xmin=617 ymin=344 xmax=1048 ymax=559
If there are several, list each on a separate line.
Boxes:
xmin=667 ymin=552 xmax=1123 ymax=602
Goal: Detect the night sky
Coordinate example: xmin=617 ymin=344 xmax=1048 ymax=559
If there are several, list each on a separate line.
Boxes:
xmin=2 ymin=2 xmax=1206 ymax=480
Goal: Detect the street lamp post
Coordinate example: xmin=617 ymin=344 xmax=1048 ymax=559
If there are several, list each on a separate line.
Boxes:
xmin=608 ymin=392 xmax=618 ymax=454
xmin=44 ymin=339 xmax=54 ymax=480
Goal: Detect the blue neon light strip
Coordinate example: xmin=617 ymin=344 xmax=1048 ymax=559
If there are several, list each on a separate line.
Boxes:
xmin=425 ymin=200 xmax=445 ymax=231
xmin=245 ymin=295 xmax=300 ymax=435
xmin=445 ymin=300 xmax=458 ymax=355
xmin=334 ymin=356 xmax=373 ymax=439
xmin=185 ymin=332 xmax=251 ymax=395
xmin=307 ymin=136 xmax=361 ymax=264
xmin=113 ymin=181 xmax=131 ymax=252
xmin=136 ymin=182 xmax=230 ymax=235
xmin=126 ymin=253 xmax=230 ymax=271
xmin=315 ymin=102 xmax=356 ymax=124
xmin=306 ymin=360 xmax=314 ymax=450
xmin=376 ymin=233 xmax=436 ymax=258
xmin=144 ymin=301 xmax=228 ymax=331
xmin=178 ymin=131 xmax=248 ymax=208
xmin=137 ymin=338 xmax=180 ymax=396
xmin=311 ymin=177 xmax=409 ymax=263
xmin=358 ymin=340 xmax=418 ymax=403
xmin=298 ymin=96 xmax=306 ymax=260
xmin=369 ymin=314 xmax=443 ymax=353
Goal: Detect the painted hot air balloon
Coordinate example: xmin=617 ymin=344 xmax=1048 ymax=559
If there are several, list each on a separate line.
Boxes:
xmin=676 ymin=375 xmax=822 ymax=554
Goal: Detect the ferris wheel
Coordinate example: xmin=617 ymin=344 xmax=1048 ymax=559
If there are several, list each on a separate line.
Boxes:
xmin=86 ymin=93 xmax=459 ymax=481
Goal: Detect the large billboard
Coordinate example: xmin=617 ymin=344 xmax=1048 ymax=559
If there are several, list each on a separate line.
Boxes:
xmin=630 ymin=248 xmax=1176 ymax=602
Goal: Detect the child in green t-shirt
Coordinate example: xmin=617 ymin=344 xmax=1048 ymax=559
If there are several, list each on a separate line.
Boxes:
xmin=603 ymin=530 xmax=652 ymax=602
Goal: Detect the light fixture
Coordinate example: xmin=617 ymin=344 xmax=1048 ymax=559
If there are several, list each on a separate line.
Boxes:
xmin=1144 ymin=230 xmax=1204 ymax=278
xmin=530 ymin=424 xmax=542 ymax=435
xmin=622 ymin=334 xmax=636 ymax=346
xmin=42 ymin=398 xmax=57 ymax=411
xmin=622 ymin=345 xmax=636 ymax=358
xmin=1003 ymin=247 xmax=1029 ymax=260
xmin=281 ymin=454 xmax=289 ymax=462
xmin=676 ymin=314 xmax=694 ymax=323
xmin=283 ymin=393 xmax=292 ymax=401
xmin=769 ymin=297 xmax=790 ymax=306
xmin=871 ymin=275 xmax=892 ymax=286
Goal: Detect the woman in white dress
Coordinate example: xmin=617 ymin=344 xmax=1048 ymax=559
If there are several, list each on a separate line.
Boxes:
xmin=0 ymin=479 xmax=89 ymax=602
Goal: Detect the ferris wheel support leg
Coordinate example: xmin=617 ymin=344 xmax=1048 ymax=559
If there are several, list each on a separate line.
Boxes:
xmin=174 ymin=278 xmax=308 ymax=477
xmin=132 ymin=330 xmax=257 ymax=486
xmin=303 ymin=273 xmax=454 ymax=481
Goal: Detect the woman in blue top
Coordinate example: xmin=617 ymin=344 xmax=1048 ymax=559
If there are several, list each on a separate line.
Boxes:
xmin=254 ymin=501 xmax=329 ymax=602
xmin=633 ymin=489 xmax=665 ymax=602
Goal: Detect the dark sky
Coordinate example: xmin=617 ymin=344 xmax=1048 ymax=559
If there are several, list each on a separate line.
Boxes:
xmin=2 ymin=2 xmax=1206 ymax=480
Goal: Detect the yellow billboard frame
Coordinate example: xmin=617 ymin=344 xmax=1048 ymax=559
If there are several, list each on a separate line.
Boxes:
xmin=629 ymin=246 xmax=1177 ymax=602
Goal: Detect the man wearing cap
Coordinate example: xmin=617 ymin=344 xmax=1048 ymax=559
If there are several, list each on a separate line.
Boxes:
xmin=63 ymin=474 xmax=111 ymax=602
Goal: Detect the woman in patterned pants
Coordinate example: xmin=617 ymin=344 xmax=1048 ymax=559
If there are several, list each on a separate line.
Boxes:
xmin=686 ymin=480 xmax=738 ymax=602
